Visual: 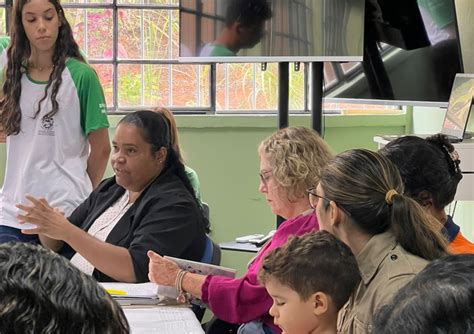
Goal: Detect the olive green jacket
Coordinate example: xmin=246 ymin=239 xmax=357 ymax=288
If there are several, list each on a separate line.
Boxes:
xmin=338 ymin=231 xmax=428 ymax=333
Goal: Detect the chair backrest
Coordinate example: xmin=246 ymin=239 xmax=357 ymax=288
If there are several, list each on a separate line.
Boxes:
xmin=201 ymin=237 xmax=221 ymax=266
xmin=194 ymin=203 xmax=222 ymax=323
xmin=194 ymin=238 xmax=222 ymax=323
xmin=200 ymin=202 xmax=221 ymax=266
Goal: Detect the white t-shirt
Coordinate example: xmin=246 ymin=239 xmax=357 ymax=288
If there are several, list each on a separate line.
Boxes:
xmin=0 ymin=56 xmax=109 ymax=229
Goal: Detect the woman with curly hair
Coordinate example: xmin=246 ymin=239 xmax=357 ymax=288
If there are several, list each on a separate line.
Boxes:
xmin=148 ymin=126 xmax=333 ymax=334
xmin=0 ymin=0 xmax=110 ymax=243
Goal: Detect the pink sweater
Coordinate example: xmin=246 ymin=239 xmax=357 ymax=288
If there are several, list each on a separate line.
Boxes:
xmin=201 ymin=213 xmax=319 ymax=333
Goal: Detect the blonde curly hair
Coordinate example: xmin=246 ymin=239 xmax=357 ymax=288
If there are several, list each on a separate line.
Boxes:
xmin=259 ymin=127 xmax=333 ymax=202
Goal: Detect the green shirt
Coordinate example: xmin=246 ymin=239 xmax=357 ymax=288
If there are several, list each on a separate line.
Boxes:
xmin=185 ymin=165 xmax=202 ymax=203
xmin=200 ymin=43 xmax=236 ymax=57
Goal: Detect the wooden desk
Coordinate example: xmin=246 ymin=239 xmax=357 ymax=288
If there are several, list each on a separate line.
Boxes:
xmin=123 ymin=306 xmax=204 ymax=334
xmin=219 ymin=241 xmax=260 ymax=253
xmin=374 ymin=136 xmax=474 ymax=201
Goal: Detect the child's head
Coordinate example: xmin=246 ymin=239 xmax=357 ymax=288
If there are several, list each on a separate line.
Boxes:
xmin=259 ymin=230 xmax=360 ymax=334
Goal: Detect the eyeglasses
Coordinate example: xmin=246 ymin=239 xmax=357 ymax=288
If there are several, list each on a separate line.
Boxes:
xmin=306 ymin=187 xmax=331 ymax=209
xmin=306 ymin=187 xmax=352 ymax=217
xmin=259 ymin=169 xmax=272 ymax=187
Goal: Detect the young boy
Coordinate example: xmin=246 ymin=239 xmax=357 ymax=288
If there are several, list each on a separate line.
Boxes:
xmin=259 ymin=230 xmax=360 ymax=334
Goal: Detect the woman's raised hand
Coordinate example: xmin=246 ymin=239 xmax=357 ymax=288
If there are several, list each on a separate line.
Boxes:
xmin=16 ymin=195 xmax=73 ymax=240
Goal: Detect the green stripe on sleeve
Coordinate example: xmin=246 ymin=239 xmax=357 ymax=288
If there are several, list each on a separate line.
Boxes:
xmin=66 ymin=58 xmax=109 ymax=135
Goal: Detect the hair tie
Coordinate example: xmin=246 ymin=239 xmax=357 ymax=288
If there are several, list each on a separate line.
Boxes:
xmin=448 ymin=149 xmax=460 ymax=163
xmin=385 ymin=189 xmax=398 ymax=205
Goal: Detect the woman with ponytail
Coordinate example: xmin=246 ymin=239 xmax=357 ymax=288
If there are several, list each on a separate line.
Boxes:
xmin=16 ymin=111 xmax=207 ymax=283
xmin=309 ymin=149 xmax=448 ymax=333
xmin=0 ymin=0 xmax=110 ymax=243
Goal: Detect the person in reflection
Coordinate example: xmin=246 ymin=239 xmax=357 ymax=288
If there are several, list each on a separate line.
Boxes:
xmin=0 ymin=242 xmax=130 ymax=334
xmin=200 ymin=0 xmax=272 ymax=57
xmin=380 ymin=134 xmax=474 ymax=253
xmin=258 ymin=231 xmax=360 ymax=334
xmin=148 ymin=127 xmax=333 ymax=334
xmin=16 ymin=111 xmax=207 ymax=283
xmin=373 ymin=254 xmax=474 ymax=334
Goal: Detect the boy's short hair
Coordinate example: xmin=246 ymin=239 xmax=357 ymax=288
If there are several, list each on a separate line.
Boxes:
xmin=259 ymin=230 xmax=360 ymax=310
xmin=0 ymin=242 xmax=130 ymax=334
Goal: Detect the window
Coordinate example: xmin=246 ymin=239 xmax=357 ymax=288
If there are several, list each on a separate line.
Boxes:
xmin=0 ymin=0 xmax=397 ymax=114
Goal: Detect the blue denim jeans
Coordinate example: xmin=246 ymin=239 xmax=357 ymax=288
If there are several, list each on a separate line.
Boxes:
xmin=238 ymin=321 xmax=275 ymax=334
xmin=0 ymin=225 xmax=39 ymax=244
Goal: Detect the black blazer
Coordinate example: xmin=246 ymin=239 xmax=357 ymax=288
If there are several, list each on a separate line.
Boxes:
xmin=60 ymin=168 xmax=207 ymax=282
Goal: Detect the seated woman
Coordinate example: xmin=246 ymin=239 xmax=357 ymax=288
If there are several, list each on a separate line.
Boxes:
xmin=311 ymin=149 xmax=448 ymax=333
xmin=148 ymin=126 xmax=333 ymax=334
xmin=379 ymin=134 xmax=474 ymax=253
xmin=17 ymin=111 xmax=207 ymax=283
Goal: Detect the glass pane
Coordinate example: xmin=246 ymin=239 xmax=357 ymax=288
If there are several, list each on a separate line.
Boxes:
xmin=0 ymin=8 xmax=6 ymax=36
xmin=117 ymin=0 xmax=177 ymax=5
xmin=65 ymin=8 xmax=113 ymax=59
xmin=324 ymin=102 xmax=401 ymax=114
xmin=63 ymin=0 xmax=112 ymax=3
xmin=118 ymin=64 xmax=145 ymax=106
xmin=118 ymin=9 xmax=177 ymax=60
xmin=216 ymin=63 xmax=254 ymax=110
xmin=171 ymin=64 xmax=209 ymax=107
xmin=255 ymin=63 xmax=277 ymax=110
xmin=341 ymin=62 xmax=360 ymax=74
xmin=323 ymin=63 xmax=337 ymax=88
xmin=171 ymin=9 xmax=179 ymax=59
xmin=91 ymin=64 xmax=114 ymax=108
xmin=217 ymin=63 xmax=305 ymax=112
xmin=289 ymin=64 xmax=305 ymax=110
xmin=118 ymin=64 xmax=209 ymax=108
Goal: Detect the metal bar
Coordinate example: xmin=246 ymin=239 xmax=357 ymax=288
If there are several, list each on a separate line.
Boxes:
xmin=278 ymin=62 xmax=289 ymax=129
xmin=210 ymin=64 xmax=217 ymax=114
xmin=112 ymin=0 xmax=118 ymax=111
xmin=310 ymin=62 xmax=324 ymax=134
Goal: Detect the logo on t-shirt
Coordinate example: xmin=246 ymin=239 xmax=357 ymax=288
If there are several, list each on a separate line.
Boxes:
xmin=39 ymin=115 xmax=55 ymax=136
xmin=99 ymin=103 xmax=107 ymax=114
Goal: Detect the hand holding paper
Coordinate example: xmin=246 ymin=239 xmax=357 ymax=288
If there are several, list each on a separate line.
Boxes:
xmin=147 ymin=250 xmax=180 ymax=286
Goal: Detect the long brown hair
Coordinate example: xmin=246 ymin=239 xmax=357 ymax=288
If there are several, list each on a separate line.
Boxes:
xmin=319 ymin=149 xmax=448 ymax=261
xmin=0 ymin=0 xmax=86 ymax=136
xmin=154 ymin=107 xmax=185 ymax=165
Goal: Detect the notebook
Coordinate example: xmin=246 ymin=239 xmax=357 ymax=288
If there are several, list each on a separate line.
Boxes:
xmin=100 ymin=282 xmax=179 ymax=306
xmin=381 ymin=73 xmax=474 ymax=143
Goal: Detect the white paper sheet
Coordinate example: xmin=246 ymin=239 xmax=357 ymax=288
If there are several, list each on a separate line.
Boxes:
xmin=124 ymin=307 xmax=204 ymax=334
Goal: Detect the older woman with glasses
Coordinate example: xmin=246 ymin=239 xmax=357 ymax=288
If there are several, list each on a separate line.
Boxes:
xmin=148 ymin=127 xmax=333 ymax=334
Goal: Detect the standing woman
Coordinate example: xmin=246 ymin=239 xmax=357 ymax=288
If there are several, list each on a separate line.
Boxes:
xmin=311 ymin=149 xmax=448 ymax=333
xmin=0 ymin=0 xmax=111 ymax=243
